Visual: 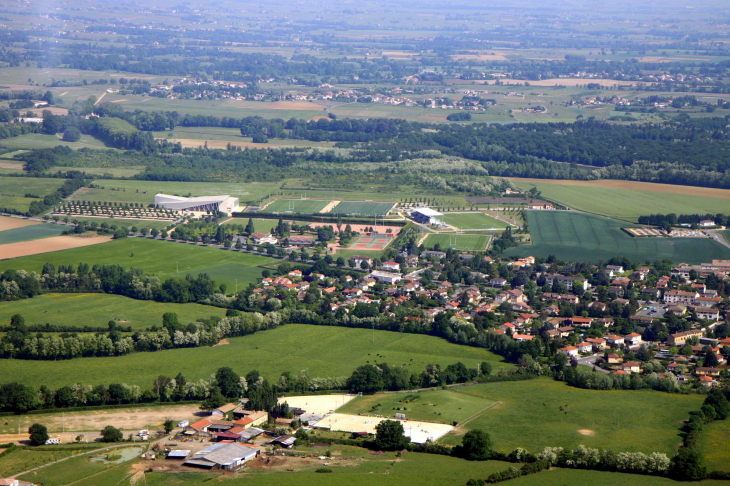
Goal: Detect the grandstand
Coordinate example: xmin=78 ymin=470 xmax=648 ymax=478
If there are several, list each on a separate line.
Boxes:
xmin=154 ymin=194 xmax=240 ymax=214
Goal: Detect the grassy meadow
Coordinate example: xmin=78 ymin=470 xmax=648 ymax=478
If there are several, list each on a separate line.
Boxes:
xmin=504 ymin=469 xmax=719 ymax=486
xmin=510 ymin=179 xmax=730 ymax=222
xmin=1 ymin=324 xmax=513 ymax=388
xmin=699 ymin=419 xmax=730 ymax=473
xmin=72 ymin=179 xmax=283 ymax=205
xmin=439 ymin=379 xmax=701 ymax=456
xmin=337 ymin=388 xmax=497 ymax=424
xmin=0 ymin=237 xmax=272 ymax=290
xmin=0 ymin=177 xmax=65 ymax=212
xmin=0 ymin=133 xmax=110 ymax=151
xmin=0 ymin=447 xmax=80 ymax=477
xmin=423 ymin=233 xmax=490 ymax=251
xmin=442 ymin=212 xmax=510 ymax=230
xmin=505 ymin=211 xmax=730 ymax=263
xmin=0 ymin=293 xmax=225 ymax=330
xmin=0 ymin=223 xmax=67 ymax=244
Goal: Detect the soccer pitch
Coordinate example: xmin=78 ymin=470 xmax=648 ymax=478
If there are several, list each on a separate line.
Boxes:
xmin=441 ymin=212 xmax=509 ymax=230
xmin=332 ymin=201 xmax=395 ymax=216
xmin=264 ymin=198 xmax=331 ymax=214
xmin=423 ymin=233 xmax=490 ymax=251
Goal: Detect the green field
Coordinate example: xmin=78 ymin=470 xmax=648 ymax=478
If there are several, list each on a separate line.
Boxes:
xmin=423 ymin=233 xmax=490 ymax=251
xmin=700 ymin=419 xmax=730 ymax=473
xmin=0 ymin=448 xmax=78 ymax=477
xmin=47 ymin=165 xmax=145 ymax=178
xmin=338 ymin=388 xmax=497 ymax=424
xmin=504 ymin=468 xmax=720 ymax=486
xmin=442 ymin=212 xmax=510 ymax=230
xmin=0 ymin=177 xmax=65 ymax=212
xmin=0 ymin=133 xmax=110 ymax=151
xmin=0 ymin=237 xmax=272 ymax=290
xmin=504 ymin=211 xmax=730 ymax=264
xmin=18 ymin=447 xmax=141 ymax=486
xmin=1 ymin=324 xmax=513 ymax=388
xmin=333 ymin=201 xmax=395 ymax=216
xmin=439 ymin=379 xmax=701 ymax=456
xmin=72 ymin=180 xmax=283 ymax=205
xmin=0 ymin=223 xmax=67 ymax=244
xmin=264 ymin=198 xmax=332 ymax=214
xmin=0 ymin=293 xmax=225 ymax=330
xmin=511 ymin=180 xmax=730 ymax=222
xmin=70 ymin=217 xmax=173 ymax=230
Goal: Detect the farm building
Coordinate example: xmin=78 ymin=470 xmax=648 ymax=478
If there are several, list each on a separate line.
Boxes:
xmin=411 ymin=207 xmax=443 ymax=225
xmin=154 ymin=194 xmax=240 ymax=214
xmin=167 ymin=450 xmax=191 ymax=460
xmin=183 ymin=442 xmax=259 ymax=470
xmin=212 ymin=403 xmax=238 ymax=418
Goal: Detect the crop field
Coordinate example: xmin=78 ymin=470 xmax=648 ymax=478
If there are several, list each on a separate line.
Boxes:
xmin=0 ymin=237 xmax=272 ymax=290
xmin=70 ymin=217 xmax=172 ymax=230
xmin=276 ymin=187 xmax=467 ymax=207
xmin=0 ymin=133 xmax=109 ymax=151
xmin=0 ymin=223 xmax=67 ymax=244
xmin=264 ymin=198 xmax=332 ymax=214
xmin=441 ymin=212 xmax=510 ymax=230
xmin=0 ymin=448 xmax=80 ymax=477
xmin=0 ymin=177 xmax=65 ymax=212
xmin=510 ymin=179 xmax=730 ymax=222
xmin=423 ymin=233 xmax=490 ymax=251
xmin=699 ymin=419 xmax=730 ymax=473
xmin=332 ymin=201 xmax=395 ymax=216
xmin=3 ymin=324 xmax=513 ymax=389
xmin=72 ymin=180 xmax=283 ymax=205
xmin=0 ymin=293 xmax=225 ymax=330
xmin=18 ymin=448 xmax=141 ymax=486
xmin=47 ymin=165 xmax=145 ymax=178
xmin=337 ymin=388 xmax=497 ymax=425
xmin=152 ymin=126 xmax=336 ymax=149
xmin=439 ymin=379 xmax=702 ymax=456
xmin=504 ymin=211 xmax=730 ymax=264
xmin=505 ymin=469 xmax=714 ymax=486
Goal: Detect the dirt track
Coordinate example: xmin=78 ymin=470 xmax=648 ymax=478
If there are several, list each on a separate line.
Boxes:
xmin=0 ymin=234 xmax=112 ymax=259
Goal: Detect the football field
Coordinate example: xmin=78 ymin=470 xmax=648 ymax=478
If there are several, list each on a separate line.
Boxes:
xmin=264 ymin=198 xmax=331 ymax=214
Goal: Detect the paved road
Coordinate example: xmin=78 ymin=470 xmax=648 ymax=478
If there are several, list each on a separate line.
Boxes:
xmin=708 ymin=230 xmax=730 ymax=250
xmin=576 ymin=354 xmax=610 ymax=373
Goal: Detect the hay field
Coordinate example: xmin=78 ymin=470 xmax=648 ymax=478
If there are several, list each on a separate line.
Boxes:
xmin=504 ymin=211 xmax=730 ymax=263
xmin=267 ymin=100 xmax=328 ymax=110
xmin=0 ymin=234 xmax=112 ymax=260
xmin=2 ymin=324 xmax=513 ymax=389
xmin=699 ymin=419 xmax=730 ymax=473
xmin=0 ymin=293 xmax=226 ymax=331
xmin=0 ymin=216 xmax=38 ymax=231
xmin=510 ymin=178 xmax=730 ymax=221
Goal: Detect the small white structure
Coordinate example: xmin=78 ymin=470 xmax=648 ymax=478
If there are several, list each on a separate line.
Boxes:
xmin=177 ymin=420 xmax=189 ymax=428
xmin=699 ymin=220 xmax=716 ymax=227
xmin=45 ymin=436 xmax=60 ymax=445
xmin=155 ymin=194 xmax=240 ymax=214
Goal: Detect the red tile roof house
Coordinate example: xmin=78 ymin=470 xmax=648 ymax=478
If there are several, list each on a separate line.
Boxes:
xmin=622 ymin=362 xmax=641 ymax=373
xmin=568 ymin=317 xmax=592 ymax=328
xmin=585 ymin=338 xmax=607 ymax=350
xmin=576 ymin=342 xmax=593 ymax=354
xmin=606 ymin=353 xmax=623 ymax=364
xmin=513 ymin=334 xmax=534 ymax=342
xmin=624 ymin=333 xmax=642 ymax=345
xmin=185 ymin=419 xmax=213 ymax=436
xmin=559 ymin=346 xmax=579 ymax=357
xmin=605 ymin=335 xmax=625 ymax=346
xmin=382 ymin=261 xmax=401 ymax=271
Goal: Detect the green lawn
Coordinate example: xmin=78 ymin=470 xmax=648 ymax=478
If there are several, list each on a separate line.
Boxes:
xmin=265 ymin=198 xmax=332 ymax=214
xmin=700 ymin=419 xmax=730 ymax=473
xmin=0 ymin=237 xmax=272 ymax=290
xmin=0 ymin=177 xmax=66 ymax=212
xmin=439 ymin=378 xmax=702 ymax=456
xmin=0 ymin=223 xmax=67 ymax=244
xmin=511 ymin=180 xmax=730 ymax=222
xmin=337 ymin=388 xmax=497 ymax=424
xmin=504 ymin=211 xmax=730 ymax=264
xmin=442 ymin=212 xmax=510 ymax=230
xmin=423 ymin=233 xmax=490 ymax=251
xmin=72 ymin=180 xmax=283 ymax=205
xmin=1 ymin=324 xmax=513 ymax=389
xmin=504 ymin=468 xmax=720 ymax=486
xmin=0 ymin=293 xmax=225 ymax=330
xmin=332 ymin=201 xmax=395 ymax=216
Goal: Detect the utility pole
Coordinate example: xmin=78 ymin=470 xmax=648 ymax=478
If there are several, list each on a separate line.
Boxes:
xmin=235 ymin=279 xmax=238 ymax=293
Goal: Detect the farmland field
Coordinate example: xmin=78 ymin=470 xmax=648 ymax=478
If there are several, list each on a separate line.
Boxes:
xmin=0 ymin=177 xmax=65 ymax=212
xmin=504 ymin=469 xmax=717 ymax=486
xmin=0 ymin=133 xmax=110 ymax=151
xmin=332 ymin=201 xmax=395 ymax=216
xmin=423 ymin=233 xmax=490 ymax=251
xmin=439 ymin=379 xmax=702 ymax=456
xmin=0 ymin=448 xmax=79 ymax=477
xmin=0 ymin=237 xmax=272 ymax=290
xmin=504 ymin=211 xmax=730 ymax=263
xmin=264 ymin=198 xmax=332 ymax=214
xmin=441 ymin=212 xmax=510 ymax=230
xmin=2 ymin=324 xmax=513 ymax=389
xmin=510 ymin=178 xmax=730 ymax=222
xmin=69 ymin=217 xmax=173 ymax=230
xmin=0 ymin=293 xmax=225 ymax=331
xmin=0 ymin=223 xmax=67 ymax=244
xmin=72 ymin=180 xmax=283 ymax=205
xmin=700 ymin=419 xmax=730 ymax=473
xmin=337 ymin=388 xmax=497 ymax=424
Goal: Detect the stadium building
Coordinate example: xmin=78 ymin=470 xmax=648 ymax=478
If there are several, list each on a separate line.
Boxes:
xmin=411 ymin=207 xmax=443 ymax=225
xmin=154 ymin=194 xmax=240 ymax=214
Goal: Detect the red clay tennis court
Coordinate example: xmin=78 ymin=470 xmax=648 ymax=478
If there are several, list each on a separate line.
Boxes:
xmin=350 ymin=233 xmax=393 ymax=250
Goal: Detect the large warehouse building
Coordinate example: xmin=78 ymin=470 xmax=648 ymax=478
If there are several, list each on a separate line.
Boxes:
xmin=411 ymin=207 xmax=443 ymax=225
xmin=154 ymin=194 xmax=240 ymax=214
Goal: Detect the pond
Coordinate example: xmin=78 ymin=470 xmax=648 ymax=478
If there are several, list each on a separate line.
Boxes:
xmin=90 ymin=447 xmax=143 ymax=464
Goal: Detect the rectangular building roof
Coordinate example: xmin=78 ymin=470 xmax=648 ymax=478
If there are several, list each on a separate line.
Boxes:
xmin=412 ymin=207 xmax=443 ymax=217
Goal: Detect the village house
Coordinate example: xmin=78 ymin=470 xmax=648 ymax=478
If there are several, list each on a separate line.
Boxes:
xmin=544 ymin=274 xmax=589 ymax=291
xmin=559 ymin=346 xmax=579 ymax=358
xmin=624 ymin=333 xmax=642 ymax=346
xmin=622 ymin=362 xmax=641 ymax=374
xmin=606 ymin=353 xmax=623 ymax=364
xmin=605 ymin=335 xmax=625 ymax=346
xmin=576 ymin=342 xmax=593 ymax=354
xmin=490 ymin=277 xmax=507 ymax=287
xmin=586 ymin=337 xmax=607 ymax=350
xmin=667 ymin=329 xmax=703 ymax=345
xmin=663 ymin=290 xmax=699 ymax=305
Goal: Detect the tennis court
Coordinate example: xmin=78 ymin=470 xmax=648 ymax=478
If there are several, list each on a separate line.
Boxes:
xmin=350 ymin=232 xmax=394 ymax=250
xmin=332 ymin=201 xmax=395 ymax=216
xmin=264 ymin=198 xmax=331 ymax=214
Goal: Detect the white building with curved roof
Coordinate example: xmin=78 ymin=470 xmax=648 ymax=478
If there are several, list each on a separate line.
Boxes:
xmin=155 ymin=194 xmax=240 ymax=214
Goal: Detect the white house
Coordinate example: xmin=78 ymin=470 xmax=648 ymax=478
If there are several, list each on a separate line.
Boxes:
xmin=559 ymin=346 xmax=579 ymax=357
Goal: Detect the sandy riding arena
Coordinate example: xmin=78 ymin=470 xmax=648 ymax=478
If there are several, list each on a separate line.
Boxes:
xmin=312 ymin=413 xmax=454 ymax=444
xmin=278 ymin=394 xmax=356 ymax=416
xmin=0 ymin=234 xmax=112 ymax=260
xmin=0 ymin=216 xmax=39 ymax=231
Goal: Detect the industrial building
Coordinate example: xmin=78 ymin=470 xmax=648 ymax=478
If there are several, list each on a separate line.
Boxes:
xmin=154 ymin=194 xmax=240 ymax=214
